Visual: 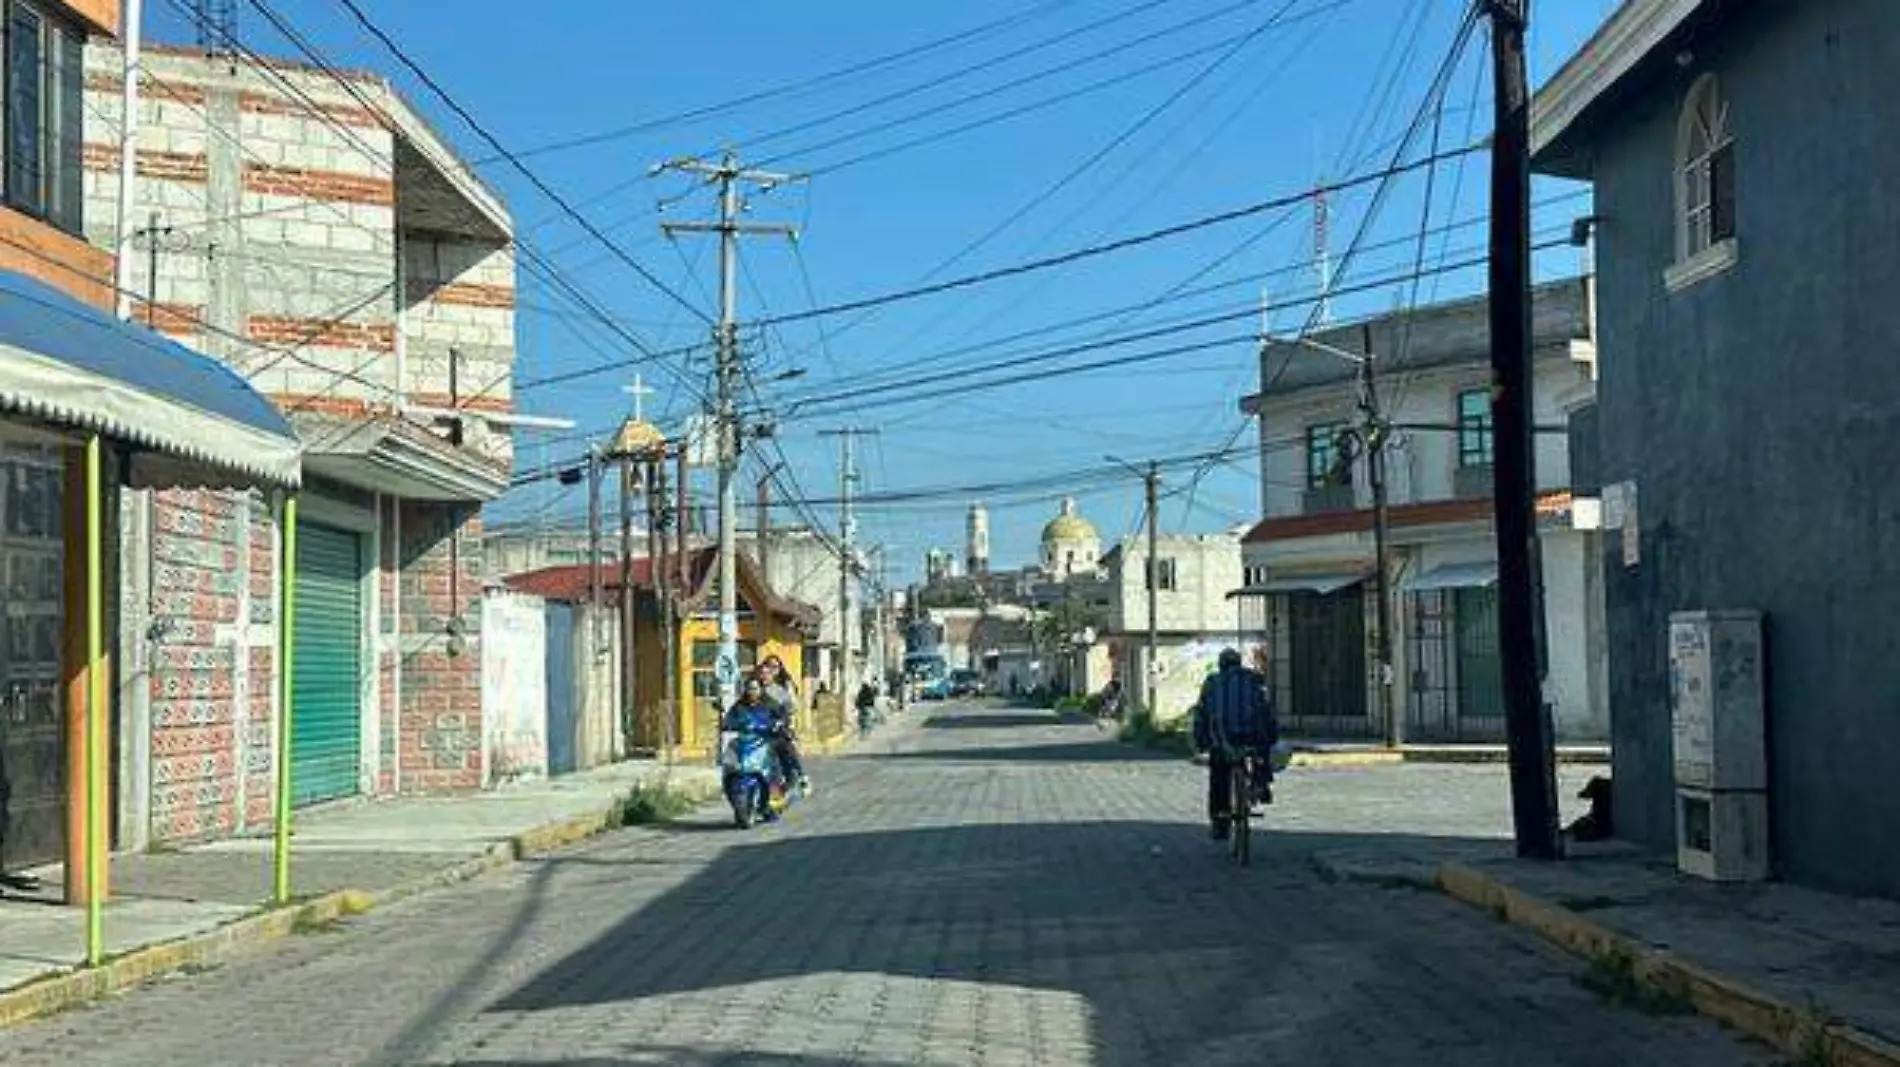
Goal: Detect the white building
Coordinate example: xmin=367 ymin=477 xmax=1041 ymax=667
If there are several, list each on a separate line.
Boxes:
xmin=1238 ymin=278 xmax=1608 ymax=743
xmin=1102 ymin=532 xmax=1245 ymax=724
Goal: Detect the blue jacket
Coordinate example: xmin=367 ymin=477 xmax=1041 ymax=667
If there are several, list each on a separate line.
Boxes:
xmin=1192 ymin=665 xmax=1278 ymax=752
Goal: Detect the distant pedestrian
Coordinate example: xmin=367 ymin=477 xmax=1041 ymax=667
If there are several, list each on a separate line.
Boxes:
xmin=856 ymin=679 xmax=879 ymax=737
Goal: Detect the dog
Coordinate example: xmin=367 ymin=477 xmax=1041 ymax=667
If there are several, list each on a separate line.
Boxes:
xmin=1566 ymin=775 xmax=1615 ymax=843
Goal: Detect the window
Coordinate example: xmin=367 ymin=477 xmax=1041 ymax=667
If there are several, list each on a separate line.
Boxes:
xmin=1244 ymin=564 xmax=1267 ymax=587
xmin=2 ymin=0 xmax=83 ymax=234
xmin=1677 ymin=74 xmax=1735 ymax=262
xmin=1145 ymin=557 xmax=1177 ymax=592
xmin=1306 ymin=422 xmax=1351 ymax=488
xmin=1457 ymin=388 xmax=1493 ymax=468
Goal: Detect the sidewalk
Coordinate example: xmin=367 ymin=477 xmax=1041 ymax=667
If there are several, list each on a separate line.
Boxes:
xmin=1286 ymin=741 xmax=1612 ymax=767
xmin=1313 ymin=840 xmax=1900 ymax=1066
xmin=0 ymin=758 xmax=720 ymax=1024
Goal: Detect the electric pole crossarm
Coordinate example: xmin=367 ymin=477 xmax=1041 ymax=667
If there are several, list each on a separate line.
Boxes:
xmin=662 ymin=222 xmax=799 ymax=238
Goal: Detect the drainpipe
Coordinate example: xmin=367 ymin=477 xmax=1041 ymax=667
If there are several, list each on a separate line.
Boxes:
xmin=112 ymin=0 xmax=143 ymax=322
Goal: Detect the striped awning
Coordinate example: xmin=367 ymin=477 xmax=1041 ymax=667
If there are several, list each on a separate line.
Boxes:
xmin=0 ymin=270 xmax=300 ymax=488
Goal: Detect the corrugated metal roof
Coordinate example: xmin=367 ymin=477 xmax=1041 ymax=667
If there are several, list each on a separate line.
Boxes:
xmin=0 ymin=270 xmax=300 ymax=487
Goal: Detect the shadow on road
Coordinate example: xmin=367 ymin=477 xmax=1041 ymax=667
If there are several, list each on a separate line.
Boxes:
xmin=874 ymin=741 xmax=1182 ymax=764
xmin=917 ymin=712 xmax=1081 ymax=730
xmin=477 ymin=817 xmax=1528 ymax=1065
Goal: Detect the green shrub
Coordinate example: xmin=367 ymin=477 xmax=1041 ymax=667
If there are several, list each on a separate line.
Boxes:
xmin=617 ymin=783 xmax=699 ymax=826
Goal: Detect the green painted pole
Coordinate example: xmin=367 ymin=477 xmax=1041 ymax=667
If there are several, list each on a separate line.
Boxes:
xmin=83 ymin=435 xmax=105 ymax=966
xmin=273 ymin=494 xmax=298 ymax=905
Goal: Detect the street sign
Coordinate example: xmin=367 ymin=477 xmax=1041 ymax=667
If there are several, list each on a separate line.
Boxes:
xmin=715 ymin=652 xmax=739 ymax=688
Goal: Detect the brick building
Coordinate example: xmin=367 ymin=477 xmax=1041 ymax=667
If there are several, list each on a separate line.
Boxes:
xmin=78 ymin=43 xmax=518 ymax=847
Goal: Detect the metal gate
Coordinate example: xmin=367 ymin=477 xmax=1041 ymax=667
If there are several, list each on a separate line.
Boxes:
xmin=1406 ymin=590 xmax=1458 ymax=741
xmin=1453 ymin=586 xmax=1506 ymax=731
xmin=292 ymin=523 xmax=362 ymax=806
xmin=0 ymin=449 xmax=66 ymax=868
xmin=1285 ymin=587 xmax=1372 ymax=737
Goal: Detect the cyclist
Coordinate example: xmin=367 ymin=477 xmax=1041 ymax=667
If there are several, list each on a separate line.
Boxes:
xmin=1190 ymin=648 xmax=1279 ymax=841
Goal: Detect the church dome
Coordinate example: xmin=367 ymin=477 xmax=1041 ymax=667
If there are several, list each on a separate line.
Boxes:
xmin=1040 ymin=497 xmax=1098 ymax=545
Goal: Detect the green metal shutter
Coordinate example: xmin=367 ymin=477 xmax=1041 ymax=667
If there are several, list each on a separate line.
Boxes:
xmin=292 ymin=523 xmax=363 ymax=806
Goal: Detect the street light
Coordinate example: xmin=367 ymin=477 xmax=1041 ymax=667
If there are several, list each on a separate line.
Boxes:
xmin=1267 ymin=328 xmax=1401 ymax=749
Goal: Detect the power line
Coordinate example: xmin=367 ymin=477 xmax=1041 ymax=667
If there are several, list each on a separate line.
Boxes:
xmin=491 ymin=0 xmax=1088 ymax=163
xmin=780 ymin=3 xmax=1344 ymax=177
xmin=752 ymin=145 xmax=1483 ymax=331
xmin=745 ymin=0 xmax=1318 ymax=171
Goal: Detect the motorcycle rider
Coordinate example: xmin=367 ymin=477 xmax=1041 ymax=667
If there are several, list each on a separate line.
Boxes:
xmin=724 ymin=678 xmax=783 ymax=822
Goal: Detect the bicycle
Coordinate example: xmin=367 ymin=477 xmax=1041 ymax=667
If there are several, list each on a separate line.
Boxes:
xmin=1226 ymin=748 xmax=1253 ymax=867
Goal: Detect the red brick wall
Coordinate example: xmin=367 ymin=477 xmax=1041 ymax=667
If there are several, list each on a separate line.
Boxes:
xmin=397 ymin=502 xmax=484 ymax=792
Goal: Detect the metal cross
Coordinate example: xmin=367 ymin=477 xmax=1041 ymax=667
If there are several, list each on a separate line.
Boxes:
xmin=621 ymin=374 xmax=657 ymax=422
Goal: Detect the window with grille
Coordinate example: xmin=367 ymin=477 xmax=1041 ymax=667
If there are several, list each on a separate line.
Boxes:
xmin=1306 ymin=422 xmax=1350 ymax=488
xmin=1457 ymin=388 xmax=1493 ymax=468
xmin=2 ymin=0 xmax=84 ymax=234
xmin=1679 ymin=74 xmax=1735 ymax=261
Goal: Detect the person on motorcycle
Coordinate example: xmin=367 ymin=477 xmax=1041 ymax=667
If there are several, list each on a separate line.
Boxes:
xmin=855 ymin=679 xmax=878 ymax=736
xmin=723 ymin=678 xmax=783 ymax=823
xmin=1191 ymin=648 xmax=1279 ymax=841
xmin=757 ymin=659 xmax=810 ymax=797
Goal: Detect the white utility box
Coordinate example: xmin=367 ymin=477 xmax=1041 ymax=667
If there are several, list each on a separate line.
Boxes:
xmin=1668 ymin=610 xmax=1769 ymax=882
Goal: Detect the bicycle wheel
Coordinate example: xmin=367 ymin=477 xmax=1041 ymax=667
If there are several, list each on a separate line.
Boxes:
xmin=1229 ymin=760 xmax=1251 ymax=867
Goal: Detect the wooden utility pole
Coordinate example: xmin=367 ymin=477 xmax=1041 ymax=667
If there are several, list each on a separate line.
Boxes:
xmin=1359 ymin=324 xmax=1399 ymax=748
xmin=587 ymin=448 xmax=603 ymax=652
xmin=1488 ymin=0 xmax=1563 ymax=860
xmin=618 ymin=457 xmax=636 ymax=745
xmin=1143 ymin=462 xmax=1160 ymax=719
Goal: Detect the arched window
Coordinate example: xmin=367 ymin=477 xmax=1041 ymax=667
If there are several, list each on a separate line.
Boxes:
xmin=1677 ymin=74 xmax=1735 ymax=261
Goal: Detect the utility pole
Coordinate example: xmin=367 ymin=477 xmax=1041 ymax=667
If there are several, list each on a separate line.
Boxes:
xmin=1488 ymin=0 xmax=1562 ymax=860
xmin=657 ymin=152 xmax=797 ymax=711
xmin=618 ymin=455 xmax=635 ymax=738
xmin=1358 ymin=323 xmax=1399 ymax=749
xmin=756 ymin=462 xmax=784 ymax=590
xmin=586 ymin=447 xmax=603 ymax=653
xmin=1266 ymin=326 xmax=1400 ymax=745
xmin=821 ymin=427 xmax=877 ymax=699
xmin=649 ymin=454 xmax=675 ymax=755
xmin=1143 ymin=463 xmax=1160 ymax=719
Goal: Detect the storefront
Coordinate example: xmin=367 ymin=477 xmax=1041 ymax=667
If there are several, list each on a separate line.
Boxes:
xmin=0 ymin=270 xmax=300 ymax=960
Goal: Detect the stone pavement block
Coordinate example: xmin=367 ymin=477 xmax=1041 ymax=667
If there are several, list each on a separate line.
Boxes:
xmin=0 ymin=706 xmax=1773 ymax=1066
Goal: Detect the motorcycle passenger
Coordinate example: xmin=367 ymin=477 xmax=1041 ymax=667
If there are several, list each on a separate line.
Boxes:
xmin=757 ymin=659 xmax=810 ymax=797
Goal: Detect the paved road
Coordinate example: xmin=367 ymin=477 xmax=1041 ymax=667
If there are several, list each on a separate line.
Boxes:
xmin=0 ymin=703 xmax=1768 ymax=1066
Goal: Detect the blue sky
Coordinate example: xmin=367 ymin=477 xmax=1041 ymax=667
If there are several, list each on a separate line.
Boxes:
xmin=150 ymin=0 xmax=1620 ymax=582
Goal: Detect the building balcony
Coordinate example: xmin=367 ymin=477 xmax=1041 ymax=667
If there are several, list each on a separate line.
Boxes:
xmin=1453 ymin=464 xmax=1495 ymax=500
xmin=1302 ymin=485 xmax=1357 ymax=514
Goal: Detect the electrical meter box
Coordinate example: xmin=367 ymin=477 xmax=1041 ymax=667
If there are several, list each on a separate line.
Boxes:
xmin=1668 ymin=610 xmax=1769 ymax=882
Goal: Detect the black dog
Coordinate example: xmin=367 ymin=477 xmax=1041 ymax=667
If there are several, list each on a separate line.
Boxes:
xmin=1566 ymin=775 xmax=1615 ymax=843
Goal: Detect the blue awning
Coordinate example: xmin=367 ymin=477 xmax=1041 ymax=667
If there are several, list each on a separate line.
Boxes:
xmin=0 ymin=270 xmax=300 ymax=487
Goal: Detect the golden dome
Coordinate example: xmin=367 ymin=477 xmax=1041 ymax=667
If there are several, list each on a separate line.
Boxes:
xmin=1040 ymin=497 xmax=1098 ymax=544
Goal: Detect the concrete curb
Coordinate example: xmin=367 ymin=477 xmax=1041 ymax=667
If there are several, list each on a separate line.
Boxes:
xmin=1287 ymin=747 xmax=1610 ymax=768
xmin=1436 ymin=861 xmax=1900 ymax=1067
xmin=0 ymin=775 xmax=720 ymax=1031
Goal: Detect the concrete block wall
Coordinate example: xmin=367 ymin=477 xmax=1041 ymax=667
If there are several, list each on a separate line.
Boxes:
xmin=144 ymin=489 xmax=270 ymax=843
xmin=403 ymin=234 xmax=516 ymax=465
xmin=397 ymin=501 xmax=485 ymax=792
xmin=81 ymin=48 xmax=401 ymax=406
xmin=1109 ymin=535 xmax=1243 ymax=635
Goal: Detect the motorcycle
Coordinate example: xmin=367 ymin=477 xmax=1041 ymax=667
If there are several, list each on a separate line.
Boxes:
xmin=719 ymin=722 xmax=791 ymax=828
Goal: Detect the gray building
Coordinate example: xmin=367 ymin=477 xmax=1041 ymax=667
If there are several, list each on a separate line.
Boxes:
xmin=1535 ymin=0 xmax=1900 ymax=896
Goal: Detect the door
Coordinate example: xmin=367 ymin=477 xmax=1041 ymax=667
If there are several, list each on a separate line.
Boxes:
xmin=545 ymin=603 xmax=577 ymax=775
xmin=292 ymin=523 xmax=362 ymax=806
xmin=0 ymin=449 xmax=65 ymax=869
xmin=1287 ymin=586 xmax=1370 ymax=735
xmin=1453 ymin=586 xmax=1507 ymax=733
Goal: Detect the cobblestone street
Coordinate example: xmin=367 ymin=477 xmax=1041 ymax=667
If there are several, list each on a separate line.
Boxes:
xmin=0 ymin=704 xmax=1769 ymax=1066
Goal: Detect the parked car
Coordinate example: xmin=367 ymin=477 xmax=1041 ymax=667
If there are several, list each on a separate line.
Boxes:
xmin=919 ymin=675 xmax=954 ymax=701
xmin=948 ymin=668 xmax=985 ymax=698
